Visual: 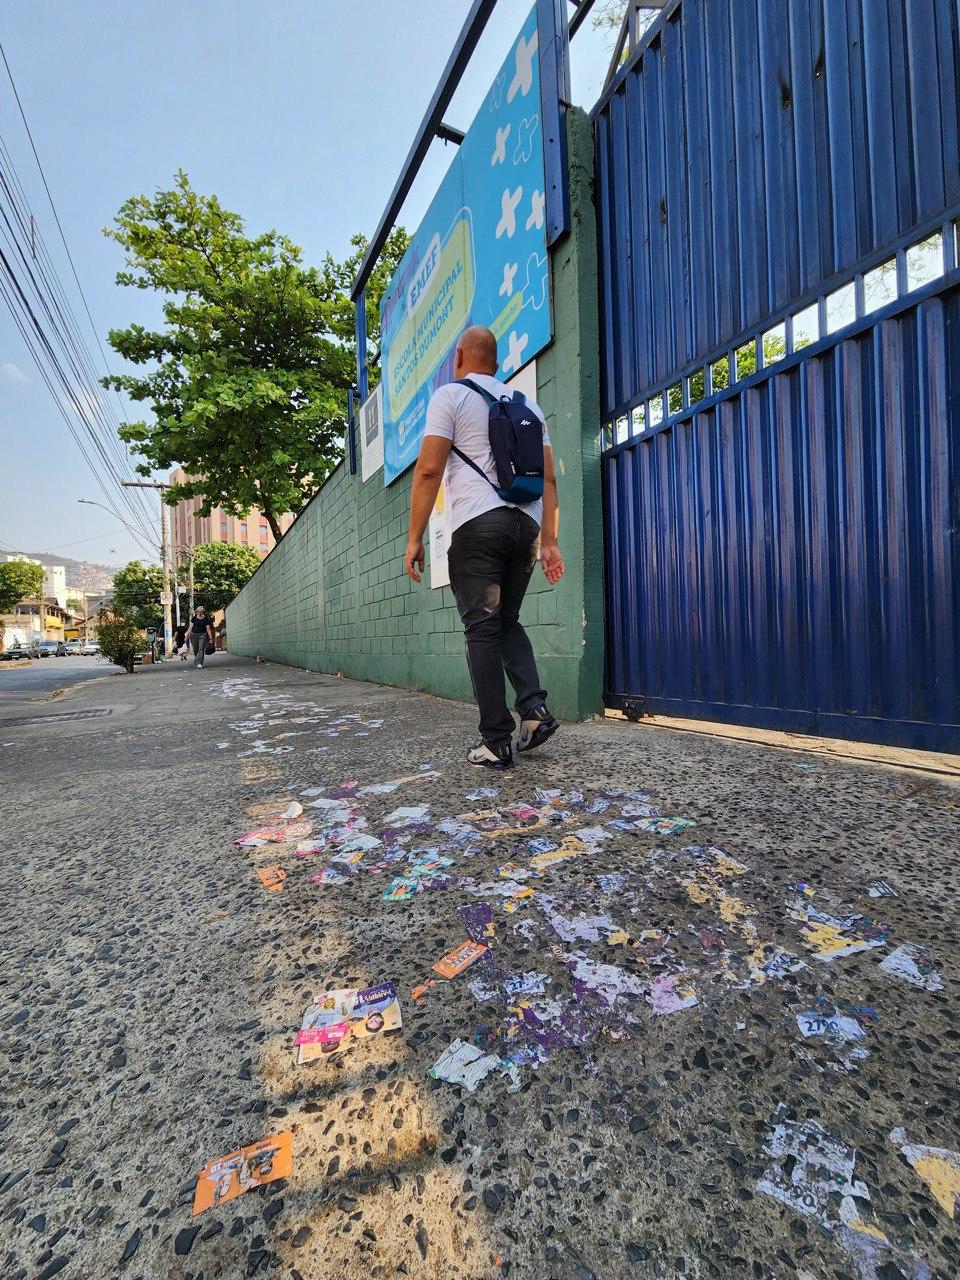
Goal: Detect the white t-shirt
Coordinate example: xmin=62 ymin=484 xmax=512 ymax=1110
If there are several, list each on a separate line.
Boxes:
xmin=422 ymin=374 xmax=551 ymax=534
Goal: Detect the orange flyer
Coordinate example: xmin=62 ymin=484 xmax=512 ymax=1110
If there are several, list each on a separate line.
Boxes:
xmin=192 ymin=1131 xmax=293 ymax=1215
xmin=257 ymin=865 xmax=286 ymax=893
xmin=432 ymin=939 xmax=487 ymax=979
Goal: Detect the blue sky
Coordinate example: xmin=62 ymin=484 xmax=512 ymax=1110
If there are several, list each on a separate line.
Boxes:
xmin=0 ymin=1 xmax=613 ymax=568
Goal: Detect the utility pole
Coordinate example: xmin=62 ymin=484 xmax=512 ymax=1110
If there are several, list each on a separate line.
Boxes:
xmin=121 ymin=480 xmax=173 ymax=657
xmin=176 ymin=543 xmax=195 ymax=620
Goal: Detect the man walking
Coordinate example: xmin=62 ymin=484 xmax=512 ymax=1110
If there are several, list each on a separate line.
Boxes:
xmin=188 ymin=606 xmax=214 ymax=669
xmin=404 ymin=326 xmax=564 ymax=769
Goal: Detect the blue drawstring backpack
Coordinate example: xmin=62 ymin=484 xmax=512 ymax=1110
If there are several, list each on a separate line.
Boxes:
xmin=451 ymin=378 xmax=545 ymax=505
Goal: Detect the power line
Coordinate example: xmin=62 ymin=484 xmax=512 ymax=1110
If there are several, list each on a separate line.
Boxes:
xmin=25 ymin=530 xmax=128 ymax=554
xmin=0 ymin=140 xmax=158 ymax=534
xmin=0 ymin=236 xmax=158 ymax=553
xmin=0 ymin=42 xmax=160 ymax=540
xmin=0 ymin=139 xmax=155 ymax=515
xmin=0 ymin=42 xmax=128 ymax=399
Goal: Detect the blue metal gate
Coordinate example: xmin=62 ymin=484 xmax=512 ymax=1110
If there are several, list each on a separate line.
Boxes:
xmin=594 ymin=0 xmax=960 ymax=752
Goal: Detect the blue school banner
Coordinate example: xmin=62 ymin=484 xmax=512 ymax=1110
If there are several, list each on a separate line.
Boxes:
xmin=379 ymin=6 xmax=552 ymax=485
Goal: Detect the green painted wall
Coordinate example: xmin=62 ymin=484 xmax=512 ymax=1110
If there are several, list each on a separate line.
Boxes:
xmin=227 ymin=109 xmax=602 ymax=721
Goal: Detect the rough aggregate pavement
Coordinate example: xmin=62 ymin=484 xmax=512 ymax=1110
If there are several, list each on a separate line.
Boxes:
xmin=0 ymin=655 xmax=958 ymax=1280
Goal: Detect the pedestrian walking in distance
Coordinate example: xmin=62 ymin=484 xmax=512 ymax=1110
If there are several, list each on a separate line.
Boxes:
xmin=405 ymin=325 xmax=564 ymax=769
xmin=173 ymin=621 xmax=188 ymax=659
xmin=189 ymin=606 xmax=214 ymax=669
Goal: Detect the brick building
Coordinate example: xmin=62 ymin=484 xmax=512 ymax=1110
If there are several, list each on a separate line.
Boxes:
xmin=168 ymin=468 xmax=295 ymax=568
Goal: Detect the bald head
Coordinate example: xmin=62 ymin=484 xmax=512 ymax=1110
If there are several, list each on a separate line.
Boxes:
xmin=454 ymin=326 xmax=498 ymax=378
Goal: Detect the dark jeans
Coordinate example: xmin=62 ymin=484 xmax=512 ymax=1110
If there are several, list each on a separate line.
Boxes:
xmin=448 ymin=507 xmax=547 ymax=744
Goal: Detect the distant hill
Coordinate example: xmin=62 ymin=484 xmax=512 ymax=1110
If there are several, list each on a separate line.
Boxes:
xmin=6 ymin=550 xmax=119 ymax=594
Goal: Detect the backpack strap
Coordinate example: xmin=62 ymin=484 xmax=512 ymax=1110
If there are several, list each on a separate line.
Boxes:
xmin=450 ymin=445 xmax=499 ymax=490
xmin=456 ymin=377 xmax=498 ymax=404
xmin=450 ymin=379 xmax=502 ymax=493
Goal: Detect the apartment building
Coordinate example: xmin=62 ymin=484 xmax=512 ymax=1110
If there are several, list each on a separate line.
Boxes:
xmin=168 ymin=468 xmax=295 ymax=567
xmin=4 ymin=555 xmax=67 ymax=608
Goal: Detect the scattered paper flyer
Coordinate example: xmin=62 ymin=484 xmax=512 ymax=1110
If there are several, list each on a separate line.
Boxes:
xmin=357 ymin=771 xmax=441 ymax=795
xmin=866 ymin=878 xmax=897 ymax=898
xmin=192 ymin=1131 xmax=293 ymax=1215
xmin=234 ymin=824 xmax=289 ymax=846
xmin=429 ymin=1038 xmax=503 ymax=1092
xmin=432 ymin=939 xmax=488 ymax=978
xmin=382 ymin=805 xmax=431 ymax=827
xmin=383 ymin=877 xmax=418 ymax=902
xmin=878 ymin=944 xmax=944 ymax=991
xmin=296 ymin=982 xmax=402 ymax=1063
xmin=257 ymin=865 xmax=286 ymax=893
xmin=633 ymin=816 xmax=697 ymax=836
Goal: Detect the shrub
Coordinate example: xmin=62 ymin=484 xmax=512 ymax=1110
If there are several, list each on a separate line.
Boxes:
xmin=96 ymin=610 xmax=144 ymax=674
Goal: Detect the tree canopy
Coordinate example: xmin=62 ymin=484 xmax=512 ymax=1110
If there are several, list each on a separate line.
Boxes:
xmin=102 ymin=172 xmax=408 ymax=538
xmin=593 ymin=2 xmax=658 ymax=48
xmin=111 ymin=560 xmax=164 ymax=630
xmin=190 ymin=541 xmax=261 ymax=613
xmin=0 ymin=560 xmax=44 ymax=614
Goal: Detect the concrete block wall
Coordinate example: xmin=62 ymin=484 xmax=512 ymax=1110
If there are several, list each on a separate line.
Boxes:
xmin=227 ymin=109 xmax=603 ymax=722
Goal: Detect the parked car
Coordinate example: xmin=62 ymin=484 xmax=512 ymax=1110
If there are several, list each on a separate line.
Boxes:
xmin=79 ymin=640 xmax=100 ymax=656
xmin=37 ymin=640 xmax=65 ymax=657
xmin=63 ymin=640 xmax=84 ymax=655
xmin=3 ymin=641 xmax=41 ymax=660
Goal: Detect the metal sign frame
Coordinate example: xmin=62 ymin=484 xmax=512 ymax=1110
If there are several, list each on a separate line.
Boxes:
xmin=350 ymin=0 xmax=589 ymax=397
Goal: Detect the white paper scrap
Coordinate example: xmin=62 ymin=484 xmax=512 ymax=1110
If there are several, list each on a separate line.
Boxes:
xmin=429 ymin=1039 xmax=502 ymax=1092
xmin=878 ymin=944 xmax=943 ymax=992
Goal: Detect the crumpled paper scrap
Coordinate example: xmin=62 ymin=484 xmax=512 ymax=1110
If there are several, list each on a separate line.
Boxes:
xmin=878 ymin=944 xmax=943 ymax=992
xmin=429 ymin=1039 xmax=503 ymax=1092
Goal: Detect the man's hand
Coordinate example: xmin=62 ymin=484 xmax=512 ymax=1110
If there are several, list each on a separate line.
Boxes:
xmin=405 ymin=539 xmax=425 ymax=583
xmin=541 ymin=542 xmax=564 ymax=585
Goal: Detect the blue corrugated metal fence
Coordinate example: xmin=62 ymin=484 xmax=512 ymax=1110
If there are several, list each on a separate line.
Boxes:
xmin=595 ymin=0 xmax=960 ymax=751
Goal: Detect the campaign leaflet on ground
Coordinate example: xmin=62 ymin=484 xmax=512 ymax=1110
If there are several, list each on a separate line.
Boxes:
xmin=295 ymin=982 xmax=402 ymax=1063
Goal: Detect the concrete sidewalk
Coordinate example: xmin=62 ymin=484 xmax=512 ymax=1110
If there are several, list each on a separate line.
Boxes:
xmin=1 ymin=655 xmax=957 ymax=1280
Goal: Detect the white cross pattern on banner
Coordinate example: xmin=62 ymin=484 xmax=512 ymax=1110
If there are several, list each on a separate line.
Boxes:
xmin=525 ymin=189 xmax=545 ymax=231
xmin=499 ymin=261 xmax=519 ymax=298
xmin=507 ymin=31 xmax=539 ymax=103
xmin=503 ymin=329 xmax=529 ymax=374
xmin=490 ymin=124 xmax=510 ymax=166
xmin=521 ymin=251 xmax=547 ymax=310
xmin=513 ymin=114 xmax=539 ymax=165
xmin=495 ymin=186 xmax=523 ymax=239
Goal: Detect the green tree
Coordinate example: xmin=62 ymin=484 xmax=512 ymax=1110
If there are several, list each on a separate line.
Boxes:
xmin=593 ymin=1 xmax=658 ymax=47
xmin=0 ymin=560 xmax=44 ymax=614
xmin=96 ymin=609 xmax=144 ymax=674
xmin=102 ymin=172 xmax=408 ymax=539
xmin=191 ymin=541 xmax=262 ymax=613
xmin=112 ymin=560 xmax=163 ymax=630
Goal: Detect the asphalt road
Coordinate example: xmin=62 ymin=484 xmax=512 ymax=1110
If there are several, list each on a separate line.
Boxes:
xmin=0 ymin=655 xmax=115 ymax=707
